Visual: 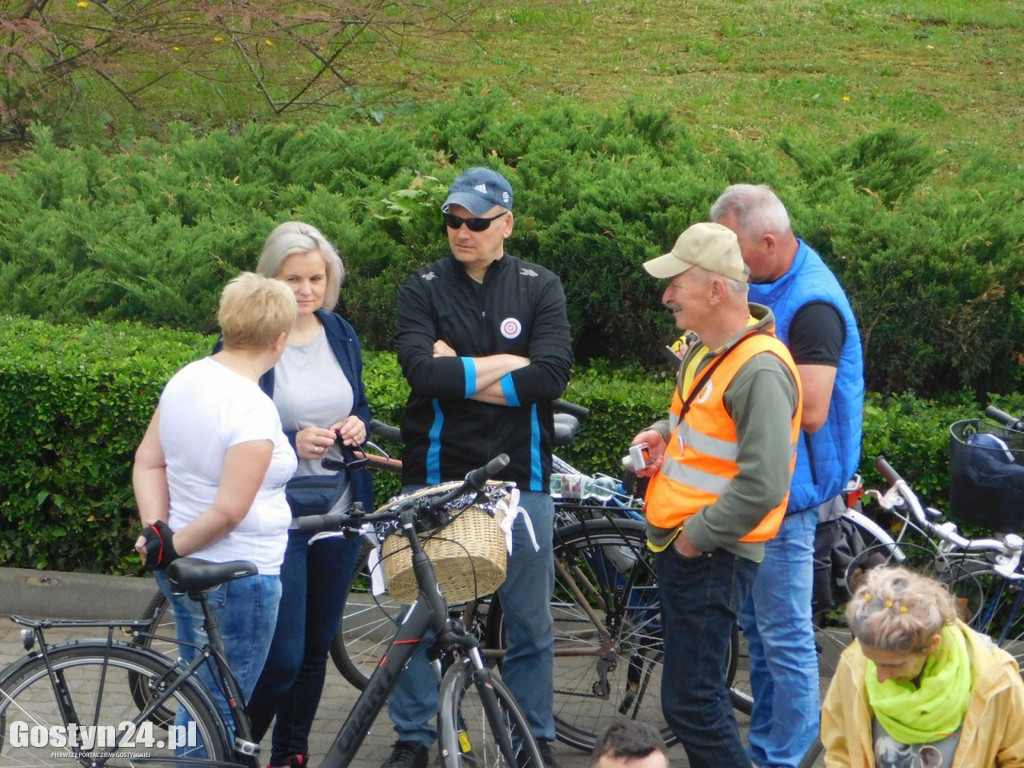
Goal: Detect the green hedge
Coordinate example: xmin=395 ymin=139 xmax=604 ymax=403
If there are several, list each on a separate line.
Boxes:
xmin=0 ymin=319 xmax=208 ymax=572
xmin=4 ymin=316 xmax=1022 ymax=574
xmin=1 ymin=93 xmax=1022 ymax=397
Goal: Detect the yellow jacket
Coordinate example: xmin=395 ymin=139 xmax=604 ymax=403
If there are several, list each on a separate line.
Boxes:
xmin=822 ymin=620 xmax=1024 ymax=767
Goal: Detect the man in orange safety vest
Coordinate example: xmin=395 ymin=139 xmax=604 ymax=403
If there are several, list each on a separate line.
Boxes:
xmin=629 ymin=221 xmax=802 ymax=768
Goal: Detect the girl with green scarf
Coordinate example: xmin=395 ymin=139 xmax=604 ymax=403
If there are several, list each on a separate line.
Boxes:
xmin=821 ymin=566 xmax=1024 ymax=767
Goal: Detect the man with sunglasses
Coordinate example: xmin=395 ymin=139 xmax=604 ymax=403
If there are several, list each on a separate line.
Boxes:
xmin=384 ymin=167 xmax=573 ymax=768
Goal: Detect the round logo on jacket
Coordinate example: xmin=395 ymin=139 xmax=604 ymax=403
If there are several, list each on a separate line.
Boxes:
xmin=500 ymin=318 xmax=522 ymax=340
xmin=697 ymin=381 xmax=714 ymax=403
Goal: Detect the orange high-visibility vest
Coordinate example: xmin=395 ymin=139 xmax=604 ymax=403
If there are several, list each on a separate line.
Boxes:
xmin=645 ymin=332 xmax=801 ymax=543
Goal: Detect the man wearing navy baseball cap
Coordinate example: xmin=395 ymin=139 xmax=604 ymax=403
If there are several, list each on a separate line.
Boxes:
xmin=383 ymin=167 xmax=572 ymax=768
xmin=441 ymin=166 xmax=514 ymax=215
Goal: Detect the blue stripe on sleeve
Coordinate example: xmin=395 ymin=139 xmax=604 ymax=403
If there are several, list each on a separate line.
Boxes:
xmin=500 ymin=373 xmax=520 ymax=407
xmin=462 ymin=358 xmax=477 ymax=398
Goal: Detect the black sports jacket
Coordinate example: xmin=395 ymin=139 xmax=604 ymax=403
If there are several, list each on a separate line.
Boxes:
xmin=396 ymin=252 xmax=572 ymax=491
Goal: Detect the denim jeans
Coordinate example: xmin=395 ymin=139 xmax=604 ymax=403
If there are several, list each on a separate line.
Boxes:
xmin=155 ymin=569 xmax=281 ymax=745
xmin=247 ymin=528 xmax=361 ymax=762
xmin=656 ymin=545 xmax=758 ymax=768
xmin=739 ymin=507 xmax=819 ymax=768
xmin=387 ymin=489 xmax=556 ymax=744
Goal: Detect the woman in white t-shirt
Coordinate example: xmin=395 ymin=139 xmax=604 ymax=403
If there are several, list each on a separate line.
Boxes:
xmin=132 ymin=272 xmax=298 ymax=737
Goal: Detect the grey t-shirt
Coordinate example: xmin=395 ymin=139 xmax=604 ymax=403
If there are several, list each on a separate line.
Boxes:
xmin=872 ymin=720 xmax=960 ymax=768
xmin=274 ymin=327 xmax=355 ymax=479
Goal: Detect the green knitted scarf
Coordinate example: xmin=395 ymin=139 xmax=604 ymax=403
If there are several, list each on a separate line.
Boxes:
xmin=864 ymin=623 xmax=972 ymax=744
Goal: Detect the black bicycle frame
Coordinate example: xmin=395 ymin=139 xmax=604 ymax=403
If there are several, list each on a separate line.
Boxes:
xmin=318 ymin=595 xmax=435 ymax=767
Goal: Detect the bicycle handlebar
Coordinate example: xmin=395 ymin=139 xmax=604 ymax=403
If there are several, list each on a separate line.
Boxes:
xmin=553 ymin=399 xmax=591 ymax=420
xmin=985 ymin=405 xmax=1024 ymax=432
xmin=871 ymin=455 xmax=1024 ymax=567
xmin=369 ymin=419 xmax=402 ymax=443
xmin=874 ymin=455 xmax=900 ymax=485
xmin=290 ymin=454 xmax=511 ymax=534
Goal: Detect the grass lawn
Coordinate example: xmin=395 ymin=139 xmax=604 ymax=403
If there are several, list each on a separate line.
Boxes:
xmin=431 ymin=0 xmax=1023 ymax=173
xmin=6 ymin=0 xmax=1021 ymax=181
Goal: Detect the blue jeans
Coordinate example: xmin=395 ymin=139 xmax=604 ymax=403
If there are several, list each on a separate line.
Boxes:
xmin=387 ymin=490 xmax=556 ymax=744
xmin=247 ymin=528 xmax=361 ymax=762
xmin=155 ymin=569 xmax=281 ymax=745
xmin=739 ymin=508 xmax=819 ymax=768
xmin=656 ymin=546 xmax=757 ymax=768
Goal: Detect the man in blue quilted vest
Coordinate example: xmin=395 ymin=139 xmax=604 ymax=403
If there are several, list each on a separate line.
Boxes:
xmin=711 ymin=184 xmax=864 ymax=768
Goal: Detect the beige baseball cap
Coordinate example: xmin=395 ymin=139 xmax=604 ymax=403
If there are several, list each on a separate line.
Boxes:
xmin=643 ymin=222 xmax=749 ymax=283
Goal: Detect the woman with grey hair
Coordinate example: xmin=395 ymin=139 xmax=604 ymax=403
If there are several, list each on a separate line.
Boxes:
xmin=244 ymin=220 xmax=375 ymax=768
xmin=821 ymin=566 xmax=1024 ymax=766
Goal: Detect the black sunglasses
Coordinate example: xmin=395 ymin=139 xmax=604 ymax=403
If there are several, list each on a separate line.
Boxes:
xmin=443 ymin=212 xmax=508 ymax=232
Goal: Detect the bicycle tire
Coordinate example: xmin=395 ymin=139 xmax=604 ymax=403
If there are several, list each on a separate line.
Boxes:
xmin=129 ymin=590 xmax=180 ymax=728
xmin=797 ymin=736 xmax=825 ymax=768
xmin=437 ymin=658 xmax=544 ymax=768
xmin=484 ymin=518 xmax=687 ymax=752
xmin=0 ymin=642 xmax=229 ymax=767
xmin=329 ymin=540 xmax=404 ymax=689
xmin=947 ymin=564 xmax=1024 ymax=675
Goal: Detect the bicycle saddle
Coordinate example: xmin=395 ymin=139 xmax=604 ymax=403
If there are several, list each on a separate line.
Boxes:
xmin=166 ymin=558 xmax=258 ymax=595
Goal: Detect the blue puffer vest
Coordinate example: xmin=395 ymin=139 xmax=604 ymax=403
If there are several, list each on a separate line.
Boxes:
xmin=747 ymin=240 xmax=864 ymax=513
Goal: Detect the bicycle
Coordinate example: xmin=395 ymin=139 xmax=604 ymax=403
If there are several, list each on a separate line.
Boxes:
xmin=851 ymin=421 xmax=1024 ymax=668
xmin=797 ymin=433 xmax=1024 ymax=767
xmin=332 ymin=407 xmax=678 ymax=753
xmin=0 ymin=456 xmax=544 ymax=768
xmin=131 ymin=403 xmax=741 ymax=752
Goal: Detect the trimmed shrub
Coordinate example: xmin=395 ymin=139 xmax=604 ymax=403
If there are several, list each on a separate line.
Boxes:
xmin=0 ymin=318 xmax=209 ymax=572
xmin=6 ymin=316 xmax=1020 ymax=573
xmin=1 ymin=96 xmax=1022 ymax=396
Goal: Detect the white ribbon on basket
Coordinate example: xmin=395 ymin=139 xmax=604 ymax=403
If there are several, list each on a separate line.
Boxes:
xmin=497 ymin=487 xmax=540 ymax=555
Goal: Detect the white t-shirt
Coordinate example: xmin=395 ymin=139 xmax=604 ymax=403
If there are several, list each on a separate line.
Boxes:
xmin=158 ymin=357 xmax=297 ymax=574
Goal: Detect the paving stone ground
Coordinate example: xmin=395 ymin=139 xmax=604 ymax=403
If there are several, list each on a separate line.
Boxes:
xmin=1 ymin=567 xmax=714 ymax=766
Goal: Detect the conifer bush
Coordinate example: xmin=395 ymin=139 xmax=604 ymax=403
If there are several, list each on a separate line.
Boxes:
xmin=0 ymin=94 xmax=1022 ymax=397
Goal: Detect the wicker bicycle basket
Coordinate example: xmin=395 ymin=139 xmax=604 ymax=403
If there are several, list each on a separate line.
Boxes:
xmin=379 ymin=481 xmax=510 ymax=604
xmin=949 ymin=419 xmax=1024 ymax=533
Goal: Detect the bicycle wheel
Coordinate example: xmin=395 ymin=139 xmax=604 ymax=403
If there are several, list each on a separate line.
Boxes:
xmin=0 ymin=642 xmax=229 ymax=767
xmin=329 ymin=541 xmax=403 ymax=689
xmin=128 ymin=590 xmax=179 ymax=727
xmin=437 ymin=658 xmax=544 ymax=768
xmin=947 ymin=565 xmax=1024 ymax=673
xmin=329 ymin=542 xmax=491 ymax=689
xmin=486 ymin=519 xmax=694 ymax=751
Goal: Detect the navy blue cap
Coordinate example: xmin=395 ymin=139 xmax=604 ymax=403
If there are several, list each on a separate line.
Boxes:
xmin=442 ymin=167 xmax=514 ymax=215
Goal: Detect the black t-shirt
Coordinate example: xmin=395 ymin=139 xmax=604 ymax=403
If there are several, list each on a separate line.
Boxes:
xmin=789 ymin=301 xmax=846 ymax=367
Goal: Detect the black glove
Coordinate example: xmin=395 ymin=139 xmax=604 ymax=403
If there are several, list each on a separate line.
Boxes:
xmin=138 ymin=520 xmax=180 ymax=570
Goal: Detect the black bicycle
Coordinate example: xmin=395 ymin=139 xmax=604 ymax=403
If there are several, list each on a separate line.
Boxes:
xmin=0 ymin=455 xmax=543 ymax=768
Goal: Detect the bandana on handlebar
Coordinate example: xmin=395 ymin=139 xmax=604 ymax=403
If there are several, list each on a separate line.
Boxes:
xmin=370 ymin=481 xmax=515 ymax=543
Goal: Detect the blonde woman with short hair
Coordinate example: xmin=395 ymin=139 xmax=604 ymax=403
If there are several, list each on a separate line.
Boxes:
xmin=133 ymin=271 xmax=298 ymax=741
